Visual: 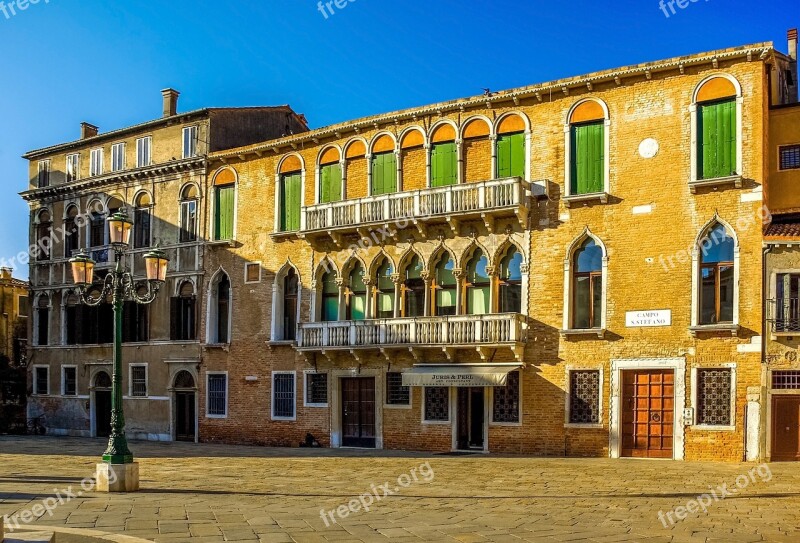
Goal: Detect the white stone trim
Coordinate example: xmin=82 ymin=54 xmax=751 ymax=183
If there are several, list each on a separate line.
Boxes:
xmin=303 ymin=370 xmax=329 ymax=408
xmin=271 ymin=371 xmax=297 ymax=421
xmin=422 ymin=386 xmax=451 ymax=425
xmin=329 ymin=369 xmax=384 ymax=449
xmin=562 ymin=228 xmax=608 ymax=332
xmin=61 ymin=364 xmax=78 ymax=397
xmin=205 ymin=371 xmax=229 ymax=419
xmin=128 ymin=363 xmax=149 ymax=398
xmin=563 ymin=98 xmax=611 ymax=198
xmin=690 ymin=216 xmax=740 ymax=328
xmin=609 ymin=358 xmax=686 ymax=460
xmin=690 ymin=363 xmax=737 ymax=431
xmin=32 ymin=364 xmax=50 ymax=396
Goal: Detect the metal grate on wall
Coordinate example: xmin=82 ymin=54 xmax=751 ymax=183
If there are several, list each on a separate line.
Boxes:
xmin=697 ymin=368 xmax=732 ymax=425
xmin=492 ymin=371 xmax=520 ymax=423
xmin=273 ymin=373 xmax=295 ymax=418
xmin=386 ymin=372 xmax=410 ymax=405
xmin=569 ymin=370 xmax=600 ymax=424
xmin=773 ymin=370 xmax=800 ymax=390
xmin=424 ymin=387 xmax=449 ymax=422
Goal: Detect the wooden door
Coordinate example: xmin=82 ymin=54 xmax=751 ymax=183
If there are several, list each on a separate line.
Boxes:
xmin=95 ymin=390 xmax=112 ymax=438
xmin=772 ymin=396 xmax=800 ymax=461
xmin=341 ymin=378 xmax=376 ymax=448
xmin=175 ymin=391 xmax=196 ymax=442
xmin=621 ymin=370 xmax=674 ymax=458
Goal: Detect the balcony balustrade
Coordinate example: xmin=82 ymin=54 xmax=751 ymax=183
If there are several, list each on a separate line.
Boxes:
xmin=768 ymin=298 xmax=800 ymax=334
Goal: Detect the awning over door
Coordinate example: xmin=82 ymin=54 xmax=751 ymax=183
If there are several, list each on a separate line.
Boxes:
xmin=401 ymin=365 xmax=521 ymax=387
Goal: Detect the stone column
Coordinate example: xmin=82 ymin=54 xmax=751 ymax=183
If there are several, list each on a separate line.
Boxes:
xmin=746 ymin=386 xmax=761 ymax=462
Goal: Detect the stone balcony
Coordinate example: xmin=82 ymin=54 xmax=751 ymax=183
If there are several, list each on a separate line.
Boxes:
xmin=296 ymin=313 xmax=526 ymax=361
xmin=298 ymin=177 xmax=529 ymax=243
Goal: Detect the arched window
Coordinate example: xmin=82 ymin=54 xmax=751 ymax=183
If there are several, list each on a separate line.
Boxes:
xmin=694 ymin=76 xmax=739 ymax=181
xmin=374 ymin=259 xmax=395 ymax=319
xmin=35 ymin=295 xmax=49 ymax=346
xmin=402 ymin=255 xmax=425 ymax=318
xmin=64 ymin=205 xmax=80 ymax=258
xmin=279 ymin=156 xmax=302 ymax=232
xmin=464 ymin=250 xmax=490 ymax=315
xmin=573 ymin=239 xmax=603 ymax=329
xmin=180 ymin=184 xmax=199 ymax=242
xmin=699 ymin=224 xmax=735 ymax=325
xmin=498 ymin=248 xmax=523 ymax=313
xmin=371 ymin=135 xmax=397 ymax=195
xmin=432 ymin=253 xmax=457 ymax=316
xmin=64 ymin=293 xmax=80 ymax=345
xmin=173 ymin=370 xmax=196 ymax=389
xmin=209 ymin=273 xmax=231 ymax=343
xmin=346 ymin=263 xmax=367 ymax=321
xmin=213 ymin=169 xmax=236 ymax=241
xmin=284 ymin=268 xmax=299 ymax=339
xmin=94 ymin=371 xmax=112 ymax=389
xmin=321 ymin=270 xmax=339 ymax=322
xmin=430 ymin=124 xmax=458 ymax=187
xmin=133 ymin=193 xmax=152 ymax=249
xmin=36 ymin=209 xmax=52 ymax=262
xmin=319 ymin=147 xmax=342 ymax=203
xmin=171 ymin=281 xmax=196 ymax=341
xmin=567 ymin=100 xmax=607 ymax=196
xmin=496 ymin=114 xmax=527 ymax=179
xmin=123 ymin=287 xmax=149 ymax=343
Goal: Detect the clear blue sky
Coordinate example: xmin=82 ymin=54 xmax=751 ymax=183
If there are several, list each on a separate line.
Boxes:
xmin=0 ymin=0 xmax=796 ymax=278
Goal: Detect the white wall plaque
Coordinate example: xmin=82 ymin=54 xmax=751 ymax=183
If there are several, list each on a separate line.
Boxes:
xmin=625 ymin=309 xmax=671 ymax=327
xmin=638 ymin=138 xmax=659 ymax=159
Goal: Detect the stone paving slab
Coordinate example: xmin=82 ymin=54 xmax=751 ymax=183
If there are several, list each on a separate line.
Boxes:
xmin=1 ymin=436 xmax=799 ymax=542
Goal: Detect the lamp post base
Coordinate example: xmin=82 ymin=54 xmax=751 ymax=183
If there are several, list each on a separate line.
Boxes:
xmin=96 ymin=462 xmax=140 ymax=493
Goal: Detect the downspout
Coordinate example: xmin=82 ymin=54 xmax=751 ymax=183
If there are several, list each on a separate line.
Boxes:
xmin=756 ymin=244 xmax=773 ymax=462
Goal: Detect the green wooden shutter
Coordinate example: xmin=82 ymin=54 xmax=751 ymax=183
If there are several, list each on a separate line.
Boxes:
xmin=497 ymin=136 xmax=511 ymax=178
xmin=215 ymin=186 xmax=234 ymax=240
xmin=571 ymin=123 xmax=604 ymax=194
xmin=321 ymin=164 xmax=341 ymax=203
xmin=699 ymin=99 xmax=736 ymax=180
xmin=280 ymin=174 xmax=301 ymax=232
xmin=384 ymin=153 xmax=397 ymax=193
xmin=371 ymin=154 xmax=384 ymax=195
xmin=432 ymin=143 xmax=457 ymax=187
xmin=509 ymin=133 xmax=525 ymax=179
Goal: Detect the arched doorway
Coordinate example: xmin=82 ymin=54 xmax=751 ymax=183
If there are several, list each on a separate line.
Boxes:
xmin=173 ymin=370 xmax=197 ymax=442
xmin=93 ymin=371 xmax=112 ymax=438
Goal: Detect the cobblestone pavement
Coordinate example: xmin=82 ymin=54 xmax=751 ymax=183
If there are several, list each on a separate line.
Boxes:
xmin=1 ymin=436 xmax=799 ymax=542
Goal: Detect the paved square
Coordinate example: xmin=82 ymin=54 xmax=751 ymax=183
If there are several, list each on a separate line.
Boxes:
xmin=0 ymin=436 xmax=798 ymax=542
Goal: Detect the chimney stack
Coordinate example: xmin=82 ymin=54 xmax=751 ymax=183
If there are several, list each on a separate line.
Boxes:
xmin=161 ymin=88 xmax=180 ymax=117
xmin=0 ymin=267 xmax=12 ymax=280
xmin=789 ymin=29 xmax=799 ymax=104
xmin=789 ymin=28 xmax=798 ymax=61
xmin=80 ymin=122 xmax=99 ymax=140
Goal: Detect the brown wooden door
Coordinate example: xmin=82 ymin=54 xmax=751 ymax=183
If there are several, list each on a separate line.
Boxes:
xmin=175 ymin=392 xmax=196 ymax=442
xmin=621 ymin=370 xmax=674 ymax=458
xmin=772 ymin=396 xmax=800 ymax=461
xmin=341 ymin=377 xmax=376 ymax=448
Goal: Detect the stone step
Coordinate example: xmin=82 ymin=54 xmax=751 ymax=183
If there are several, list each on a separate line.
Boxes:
xmin=3 ymin=530 xmax=56 ymax=543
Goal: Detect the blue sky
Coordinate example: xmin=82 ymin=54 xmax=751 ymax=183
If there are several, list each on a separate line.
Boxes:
xmin=0 ymin=0 xmax=796 ymax=278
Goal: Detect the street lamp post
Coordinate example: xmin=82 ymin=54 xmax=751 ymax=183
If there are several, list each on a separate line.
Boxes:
xmin=69 ymin=211 xmax=168 ymax=492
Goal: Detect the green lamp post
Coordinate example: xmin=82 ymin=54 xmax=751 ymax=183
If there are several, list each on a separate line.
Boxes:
xmin=69 ymin=211 xmax=169 ymax=465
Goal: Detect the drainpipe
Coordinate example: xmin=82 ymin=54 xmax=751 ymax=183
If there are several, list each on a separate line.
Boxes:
xmin=757 ymin=244 xmax=773 ymax=462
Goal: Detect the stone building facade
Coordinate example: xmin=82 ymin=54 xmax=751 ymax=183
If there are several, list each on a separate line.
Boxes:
xmin=20 ymin=90 xmax=307 ymax=440
xmin=195 ymin=39 xmax=796 ymax=461
xmin=0 ymin=268 xmax=28 ymax=366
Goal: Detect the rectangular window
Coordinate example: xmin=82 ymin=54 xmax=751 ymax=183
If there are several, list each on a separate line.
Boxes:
xmin=272 ymin=372 xmax=296 ymax=420
xmin=37 ymin=160 xmax=50 ymax=188
xmin=320 ymin=163 xmax=343 ymax=203
xmin=183 ymin=126 xmax=198 ymax=158
xmin=207 ymin=373 xmax=227 ymax=417
xmin=780 ymin=144 xmax=800 ymax=171
xmin=34 ymin=367 xmax=49 ymax=395
xmin=122 ymin=301 xmax=149 ymax=343
xmin=430 ymin=142 xmax=457 ymax=187
xmin=64 ymin=217 xmax=79 ymax=257
xmin=371 ymin=152 xmax=397 ymax=195
xmin=136 ymin=137 xmax=152 ymax=168
xmin=66 ymin=154 xmax=80 ymax=182
xmin=214 ymin=185 xmax=235 ymax=240
xmin=170 ymin=294 xmax=197 ymax=341
xmin=496 ymin=133 xmax=526 ymax=179
xmin=17 ymin=295 xmax=28 ymax=318
xmin=280 ymin=173 xmax=302 ymax=232
xmin=386 ymin=372 xmax=410 ymax=406
xmin=568 ymin=370 xmax=601 ymax=424
xmin=775 ymin=273 xmax=800 ymax=332
xmin=36 ymin=222 xmax=52 ymax=261
xmin=89 ymin=213 xmax=105 ymax=247
xmin=180 ymin=200 xmax=197 ymax=242
xmin=245 ymin=262 xmax=261 ymax=284
xmin=696 ymin=368 xmax=732 ymax=426
xmin=111 ymin=143 xmax=125 ymax=172
xmin=36 ymin=306 xmax=49 ymax=346
xmin=305 ymin=372 xmax=328 ymax=406
xmin=570 ymin=121 xmax=604 ymax=195
xmin=62 ymin=367 xmax=77 ymax=396
xmin=423 ymin=387 xmax=449 ymax=422
xmin=90 ymin=148 xmax=103 ymax=176
xmin=492 ymin=371 xmax=520 ymax=423
xmin=773 ymin=371 xmax=800 ymax=389
xmin=698 ymin=98 xmax=737 ymax=180
xmin=133 ymin=207 xmax=151 ymax=249
xmin=573 ymin=274 xmax=602 ymax=329
xmin=130 ymin=365 xmax=147 ymax=397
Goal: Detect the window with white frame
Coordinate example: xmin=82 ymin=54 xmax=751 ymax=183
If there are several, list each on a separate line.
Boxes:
xmin=695 ymin=368 xmax=733 ymax=426
xmin=423 ymin=387 xmax=449 ymax=422
xmin=66 ymin=154 xmax=80 ymax=183
xmin=37 ymin=160 xmax=50 ymax=188
xmin=272 ymin=372 xmax=296 ymax=420
xmin=62 ymin=366 xmax=77 ymax=396
xmin=304 ymin=372 xmax=328 ymax=407
xmin=130 ymin=365 xmax=147 ymax=397
xmin=136 ymin=137 xmax=152 ymax=168
xmin=568 ymin=370 xmax=601 ymax=424
xmin=34 ymin=366 xmax=49 ymax=395
xmin=111 ymin=143 xmax=125 ymax=172
xmin=90 ymin=148 xmax=103 ymax=176
xmin=183 ymin=126 xmax=198 ymax=158
xmin=207 ymin=373 xmax=227 ymax=417
xmin=491 ymin=371 xmax=520 ymax=423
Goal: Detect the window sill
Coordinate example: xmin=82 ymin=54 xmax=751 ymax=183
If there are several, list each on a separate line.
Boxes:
xmin=204 ymin=343 xmax=231 ymax=352
xmin=689 ymin=175 xmax=742 ymax=193
xmin=562 ymin=192 xmax=609 ymax=208
xmin=304 ymin=403 xmax=328 ymax=408
xmin=771 ymin=330 xmax=800 ymax=337
xmin=268 ymin=340 xmax=296 ymax=347
xmin=489 ymin=421 xmax=522 ymax=427
xmin=206 ymin=414 xmax=228 ymax=419
xmin=564 ymin=423 xmax=604 ymax=429
xmin=690 ymin=424 xmax=736 ymax=432
xmin=206 ymin=239 xmax=236 ymax=247
xmin=384 ymin=403 xmax=412 ymax=410
xmin=270 ymin=231 xmax=300 ymax=240
xmin=689 ymin=324 xmax=739 ymax=337
xmin=422 ymin=420 xmax=451 ymax=426
xmin=271 ymin=416 xmax=297 ymax=422
xmin=560 ymin=328 xmax=606 ymax=339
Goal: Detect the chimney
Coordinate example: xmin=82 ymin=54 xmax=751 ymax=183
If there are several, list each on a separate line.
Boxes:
xmin=789 ymin=29 xmax=799 ymax=104
xmin=789 ymin=28 xmax=798 ymax=62
xmin=80 ymin=122 xmax=99 ymax=140
xmin=0 ymin=267 xmax=12 ymax=280
xmin=161 ymin=88 xmax=180 ymax=117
